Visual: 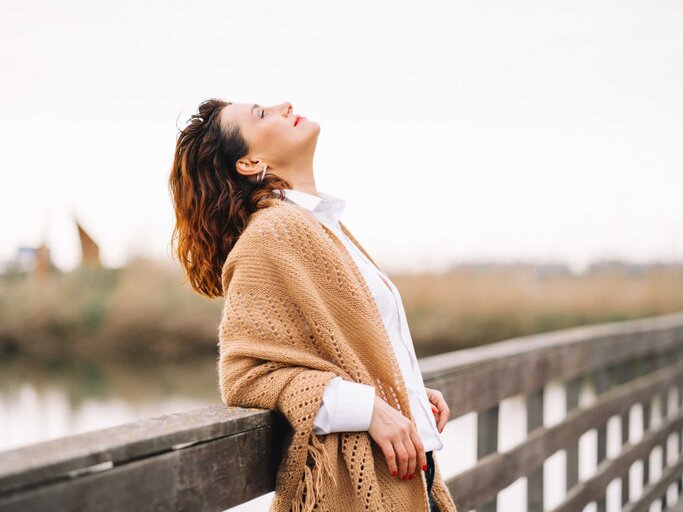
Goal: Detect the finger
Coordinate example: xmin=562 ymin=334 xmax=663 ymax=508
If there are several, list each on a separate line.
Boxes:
xmin=437 ymin=404 xmax=451 ymax=432
xmin=394 ymin=440 xmax=409 ymax=480
xmin=427 ymin=389 xmax=442 ymax=405
xmin=402 ymin=432 xmax=416 ymax=479
xmin=381 ymin=443 xmax=399 ymax=478
xmin=431 ymin=404 xmax=442 ymax=429
xmin=410 ymin=429 xmax=428 ymax=474
xmin=437 ymin=414 xmax=446 ymax=433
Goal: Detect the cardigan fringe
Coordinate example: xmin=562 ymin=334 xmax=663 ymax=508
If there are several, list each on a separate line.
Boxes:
xmin=292 ymin=432 xmax=338 ymax=512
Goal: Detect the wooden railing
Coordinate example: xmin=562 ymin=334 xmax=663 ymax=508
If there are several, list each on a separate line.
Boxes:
xmin=2 ymin=311 xmax=683 ymax=511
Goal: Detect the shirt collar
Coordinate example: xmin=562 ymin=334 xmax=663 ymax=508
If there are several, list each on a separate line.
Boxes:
xmin=273 ymin=188 xmax=346 ymax=223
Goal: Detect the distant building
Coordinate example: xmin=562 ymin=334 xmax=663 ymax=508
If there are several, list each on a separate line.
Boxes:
xmin=1 ymin=217 xmax=101 ymax=277
xmin=9 ymin=246 xmax=50 ymax=273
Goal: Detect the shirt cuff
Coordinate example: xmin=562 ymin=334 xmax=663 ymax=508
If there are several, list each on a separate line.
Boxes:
xmin=312 ymin=376 xmax=376 ymax=434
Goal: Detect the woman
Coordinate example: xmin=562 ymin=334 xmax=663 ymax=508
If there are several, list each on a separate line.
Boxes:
xmin=168 ymin=98 xmax=458 ymax=512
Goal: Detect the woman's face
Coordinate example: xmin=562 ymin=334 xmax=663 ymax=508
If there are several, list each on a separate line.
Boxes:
xmin=219 ymin=101 xmax=320 ymax=174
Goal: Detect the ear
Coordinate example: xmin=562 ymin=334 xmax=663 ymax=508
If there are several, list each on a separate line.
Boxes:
xmin=235 ymin=158 xmax=260 ymax=178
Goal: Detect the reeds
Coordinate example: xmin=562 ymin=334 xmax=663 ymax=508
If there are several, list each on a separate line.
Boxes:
xmin=1 ymin=258 xmax=681 ymax=360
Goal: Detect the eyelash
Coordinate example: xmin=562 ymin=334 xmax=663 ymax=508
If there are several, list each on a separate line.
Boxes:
xmin=260 ymin=109 xmax=266 ymax=119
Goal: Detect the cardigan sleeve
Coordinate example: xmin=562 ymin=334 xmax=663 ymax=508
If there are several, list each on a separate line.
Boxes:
xmin=312 ymin=376 xmax=376 ymax=434
xmin=218 ymin=223 xmax=346 ymax=432
xmin=218 ymin=285 xmax=340 ymax=429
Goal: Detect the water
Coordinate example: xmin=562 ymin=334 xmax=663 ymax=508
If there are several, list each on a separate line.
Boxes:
xmin=1 ymin=356 xmax=681 ymax=511
xmin=0 ymin=354 xmax=221 ymax=452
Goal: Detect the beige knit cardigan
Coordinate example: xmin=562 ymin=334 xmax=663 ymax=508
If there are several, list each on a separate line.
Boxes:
xmin=218 ymin=196 xmax=458 ymax=512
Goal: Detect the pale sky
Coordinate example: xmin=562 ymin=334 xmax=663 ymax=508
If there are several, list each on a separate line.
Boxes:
xmin=1 ymin=0 xmax=681 ymax=275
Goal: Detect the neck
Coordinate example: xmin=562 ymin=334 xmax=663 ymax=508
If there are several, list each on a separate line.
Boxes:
xmin=289 ymin=178 xmax=319 ymax=196
xmin=275 ymin=150 xmax=319 ymax=197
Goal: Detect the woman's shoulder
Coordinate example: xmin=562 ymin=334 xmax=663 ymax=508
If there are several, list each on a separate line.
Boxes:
xmin=241 ymin=196 xmax=320 ymax=246
xmin=220 ymin=196 xmax=324 ymax=288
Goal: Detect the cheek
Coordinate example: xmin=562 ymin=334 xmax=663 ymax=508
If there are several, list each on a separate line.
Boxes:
xmin=265 ymin=125 xmax=299 ymax=151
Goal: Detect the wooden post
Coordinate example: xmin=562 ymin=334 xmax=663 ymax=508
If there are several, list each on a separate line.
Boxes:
xmin=527 ymin=387 xmax=544 ymax=512
xmin=478 ymin=404 xmax=499 ymax=512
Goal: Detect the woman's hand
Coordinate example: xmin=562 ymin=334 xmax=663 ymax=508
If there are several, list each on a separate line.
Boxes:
xmin=368 ymin=395 xmax=427 ymax=481
xmin=425 ymin=387 xmax=451 ymax=433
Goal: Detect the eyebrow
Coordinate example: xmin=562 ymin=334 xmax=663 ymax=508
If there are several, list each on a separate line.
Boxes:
xmin=251 ymin=104 xmax=259 ymax=116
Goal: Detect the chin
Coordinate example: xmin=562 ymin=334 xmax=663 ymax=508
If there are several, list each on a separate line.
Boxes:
xmin=299 ymin=125 xmax=320 ymax=150
xmin=307 ymin=120 xmax=321 ymax=133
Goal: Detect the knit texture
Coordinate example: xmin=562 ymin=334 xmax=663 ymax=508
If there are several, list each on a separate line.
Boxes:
xmin=218 ymin=196 xmax=458 ymax=512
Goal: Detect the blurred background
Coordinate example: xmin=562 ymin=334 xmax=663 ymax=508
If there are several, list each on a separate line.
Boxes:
xmin=1 ymin=0 xmax=682 ymax=509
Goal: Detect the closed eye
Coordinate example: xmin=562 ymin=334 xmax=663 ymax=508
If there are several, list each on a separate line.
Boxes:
xmin=260 ymin=109 xmax=266 ymax=119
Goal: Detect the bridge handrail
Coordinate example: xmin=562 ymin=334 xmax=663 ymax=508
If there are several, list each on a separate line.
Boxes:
xmin=2 ymin=311 xmax=683 ymax=511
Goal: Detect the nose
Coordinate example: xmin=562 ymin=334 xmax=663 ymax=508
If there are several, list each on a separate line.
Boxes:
xmin=280 ymin=102 xmax=293 ymax=116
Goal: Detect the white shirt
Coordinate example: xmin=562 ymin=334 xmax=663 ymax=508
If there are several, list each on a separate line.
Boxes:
xmin=273 ymin=188 xmax=444 ymax=452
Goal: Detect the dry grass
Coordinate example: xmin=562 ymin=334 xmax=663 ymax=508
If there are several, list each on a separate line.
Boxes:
xmin=0 ymin=257 xmax=222 ymax=360
xmin=394 ymin=266 xmax=683 ymax=357
xmin=1 ymin=258 xmax=681 ymax=361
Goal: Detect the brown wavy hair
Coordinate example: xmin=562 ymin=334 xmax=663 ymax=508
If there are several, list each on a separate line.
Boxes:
xmin=168 ymin=98 xmax=293 ymax=298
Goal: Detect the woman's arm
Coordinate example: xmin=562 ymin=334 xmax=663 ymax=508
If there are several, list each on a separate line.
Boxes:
xmin=218 ymin=233 xmax=343 ymax=428
xmin=308 ymin=373 xmax=431 ymax=481
xmin=312 ymin=376 xmax=376 ymax=434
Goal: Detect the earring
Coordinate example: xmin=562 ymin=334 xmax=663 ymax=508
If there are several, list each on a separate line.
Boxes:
xmin=257 ymin=164 xmax=267 ymax=184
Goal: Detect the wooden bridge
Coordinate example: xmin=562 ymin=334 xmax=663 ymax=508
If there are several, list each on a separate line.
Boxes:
xmin=2 ymin=312 xmax=683 ymax=511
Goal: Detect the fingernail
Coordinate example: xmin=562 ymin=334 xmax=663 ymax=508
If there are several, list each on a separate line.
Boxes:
xmin=392 ymin=470 xmax=397 ymax=477
xmin=422 ymin=464 xmax=427 ymax=471
xmin=402 ymin=474 xmax=407 ymax=480
xmin=409 ymin=473 xmax=414 ymax=480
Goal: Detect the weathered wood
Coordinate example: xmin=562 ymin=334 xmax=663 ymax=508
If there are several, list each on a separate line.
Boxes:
xmin=659 ymin=384 xmax=670 ymax=512
xmin=526 ymin=387 xmax=543 ymax=512
xmin=621 ymin=435 xmax=683 ymax=512
xmin=549 ymin=408 xmax=683 ymax=512
xmin=418 ymin=312 xmax=683 ymax=419
xmin=565 ymin=374 xmax=581 ymax=494
xmin=442 ymin=359 xmax=683 ymax=511
xmin=592 ymin=367 xmax=609 ymax=512
xmin=615 ymin=361 xmax=634 ymax=508
xmin=0 ymin=405 xmax=279 ymax=495
xmin=2 ymin=311 xmax=683 ymax=512
xmin=477 ymin=405 xmax=499 ymax=512
xmin=666 ymin=495 xmax=683 ymax=512
xmin=0 ymin=421 xmax=286 ymax=512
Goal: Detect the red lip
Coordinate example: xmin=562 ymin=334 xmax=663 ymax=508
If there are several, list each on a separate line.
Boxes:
xmin=294 ymin=115 xmax=303 ymax=127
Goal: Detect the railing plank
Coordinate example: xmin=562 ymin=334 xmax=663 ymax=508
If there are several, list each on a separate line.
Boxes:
xmin=418 ymin=312 xmax=683 ymax=419
xmin=2 ymin=312 xmax=683 ymax=511
xmin=0 ymin=421 xmax=285 ymax=512
xmin=0 ymin=406 xmax=280 ymax=495
xmin=443 ymin=359 xmax=683 ymax=511
xmin=550 ymin=408 xmax=683 ymax=512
